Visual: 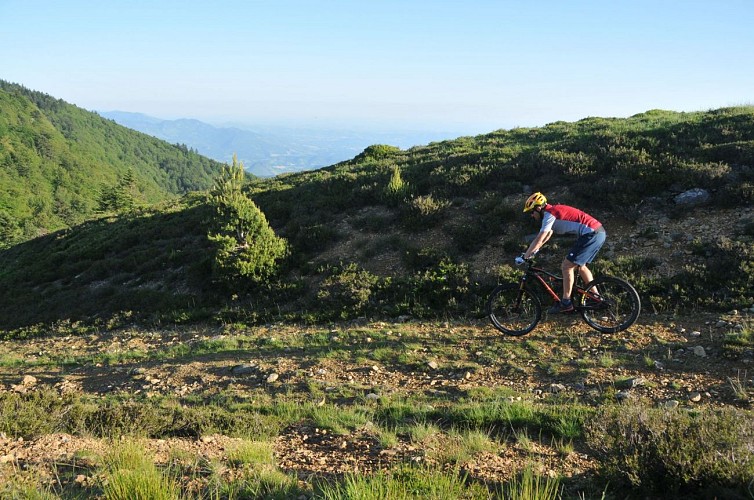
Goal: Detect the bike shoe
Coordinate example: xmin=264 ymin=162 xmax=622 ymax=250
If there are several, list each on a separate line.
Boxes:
xmin=548 ymin=299 xmax=574 ymax=314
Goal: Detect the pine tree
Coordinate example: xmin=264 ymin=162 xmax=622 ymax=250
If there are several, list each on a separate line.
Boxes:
xmin=208 ymin=155 xmax=287 ymax=286
xmin=385 ymin=165 xmax=409 ymax=202
xmin=98 ymin=167 xmax=137 ymax=214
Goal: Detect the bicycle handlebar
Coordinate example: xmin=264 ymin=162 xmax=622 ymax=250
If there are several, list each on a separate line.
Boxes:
xmin=515 ymin=253 xmax=536 ymax=266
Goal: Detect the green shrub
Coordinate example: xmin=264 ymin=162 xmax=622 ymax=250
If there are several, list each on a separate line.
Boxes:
xmin=502 ymin=238 xmax=525 ymax=254
xmin=369 ymin=254 xmax=478 ymax=318
xmin=593 ymin=239 xmax=754 ymax=313
xmin=357 ymin=144 xmax=402 ymax=161
xmin=409 ymin=257 xmax=472 ymax=316
xmin=718 ymin=180 xmax=754 ymax=205
xmin=0 ymin=389 xmax=86 ymax=438
xmin=585 ymin=404 xmax=754 ymax=495
xmin=700 ymin=139 xmax=754 ymax=165
xmin=289 ymin=221 xmax=341 ymax=254
xmin=737 ymin=216 xmax=754 ymax=237
xmin=316 ymin=263 xmax=380 ymax=319
xmin=401 ymin=194 xmax=450 ymax=229
xmin=447 ymin=220 xmax=492 ymax=254
xmin=352 ymin=209 xmax=397 ymax=233
xmin=0 ymin=386 xmax=296 ymax=441
xmin=666 ymin=237 xmax=754 ymax=310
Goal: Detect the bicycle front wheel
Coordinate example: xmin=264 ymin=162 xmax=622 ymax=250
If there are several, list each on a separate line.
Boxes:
xmin=487 ymin=283 xmax=542 ymax=336
xmin=579 ymin=276 xmax=641 ymax=333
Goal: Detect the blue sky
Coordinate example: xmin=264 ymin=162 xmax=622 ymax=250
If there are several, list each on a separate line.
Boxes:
xmin=1 ymin=0 xmax=752 ymax=135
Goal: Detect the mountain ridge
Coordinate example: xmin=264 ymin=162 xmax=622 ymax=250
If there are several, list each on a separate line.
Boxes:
xmin=99 ymin=111 xmax=461 ymax=177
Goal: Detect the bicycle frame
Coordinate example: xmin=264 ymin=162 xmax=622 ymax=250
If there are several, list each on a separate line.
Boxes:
xmin=517 ymin=261 xmax=601 ymax=310
xmin=520 ymin=264 xmax=561 ymax=303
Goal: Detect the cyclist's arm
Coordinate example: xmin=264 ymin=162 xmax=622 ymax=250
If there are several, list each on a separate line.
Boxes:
xmin=523 ymin=229 xmax=553 ymax=259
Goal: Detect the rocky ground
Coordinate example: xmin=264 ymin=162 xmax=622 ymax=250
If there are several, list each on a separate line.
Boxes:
xmin=1 ymin=309 xmax=752 ymax=494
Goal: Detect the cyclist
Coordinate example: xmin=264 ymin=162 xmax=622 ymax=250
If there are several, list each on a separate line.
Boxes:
xmin=518 ymin=192 xmax=606 ymax=313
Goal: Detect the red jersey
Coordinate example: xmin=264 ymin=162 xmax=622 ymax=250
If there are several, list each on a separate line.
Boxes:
xmin=540 ymin=204 xmax=602 ymax=236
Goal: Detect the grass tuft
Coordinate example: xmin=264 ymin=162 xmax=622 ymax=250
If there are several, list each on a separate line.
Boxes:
xmin=101 ymin=440 xmax=179 ymax=500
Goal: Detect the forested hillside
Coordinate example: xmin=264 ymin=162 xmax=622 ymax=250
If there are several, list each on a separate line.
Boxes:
xmin=0 ymin=80 xmax=224 ymax=246
xmin=0 ymin=104 xmax=753 ymax=330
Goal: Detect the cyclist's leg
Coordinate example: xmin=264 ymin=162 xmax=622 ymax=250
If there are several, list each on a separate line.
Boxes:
xmin=561 ymin=258 xmax=579 ymax=301
xmin=579 ymin=265 xmax=594 ymax=285
xmin=565 ymin=230 xmax=606 ymax=299
xmin=578 ymin=265 xmax=600 ymax=298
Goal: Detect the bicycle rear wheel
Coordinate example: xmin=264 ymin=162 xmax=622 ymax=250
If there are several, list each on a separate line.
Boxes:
xmin=487 ymin=283 xmax=542 ymax=336
xmin=578 ymin=276 xmax=641 ymax=333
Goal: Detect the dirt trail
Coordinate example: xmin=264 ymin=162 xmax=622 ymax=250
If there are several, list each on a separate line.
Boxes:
xmin=1 ymin=312 xmax=751 ymax=492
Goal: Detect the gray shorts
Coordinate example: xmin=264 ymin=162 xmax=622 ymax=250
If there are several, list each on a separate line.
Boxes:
xmin=566 ymin=228 xmax=606 ymax=266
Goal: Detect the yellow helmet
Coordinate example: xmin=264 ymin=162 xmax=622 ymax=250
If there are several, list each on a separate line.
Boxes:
xmin=523 ymin=192 xmax=547 ymax=212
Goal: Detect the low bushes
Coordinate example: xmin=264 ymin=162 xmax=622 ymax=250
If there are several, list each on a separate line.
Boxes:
xmin=586 ymin=404 xmax=754 ymax=496
xmin=314 ymin=256 xmax=478 ymax=321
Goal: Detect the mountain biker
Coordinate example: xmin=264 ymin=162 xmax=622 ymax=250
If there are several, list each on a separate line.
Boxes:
xmin=517 ymin=192 xmax=606 ymax=313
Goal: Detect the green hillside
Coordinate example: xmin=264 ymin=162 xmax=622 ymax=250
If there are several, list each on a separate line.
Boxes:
xmin=1 ymin=105 xmax=753 ymax=331
xmin=245 ymin=107 xmax=754 ymax=316
xmin=0 ymin=80 xmax=224 ymax=245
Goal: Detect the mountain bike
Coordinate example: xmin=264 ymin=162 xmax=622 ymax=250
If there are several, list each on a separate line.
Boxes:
xmin=487 ymin=257 xmax=641 ymax=336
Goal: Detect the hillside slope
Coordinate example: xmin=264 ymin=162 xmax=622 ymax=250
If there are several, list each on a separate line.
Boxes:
xmin=1 ymin=107 xmax=753 ymax=330
xmin=0 ymin=80 xmax=224 ymax=245
xmin=246 ymin=107 xmax=754 ymax=315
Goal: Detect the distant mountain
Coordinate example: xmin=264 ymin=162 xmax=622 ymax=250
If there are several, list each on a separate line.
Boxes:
xmin=99 ymin=111 xmax=459 ymax=177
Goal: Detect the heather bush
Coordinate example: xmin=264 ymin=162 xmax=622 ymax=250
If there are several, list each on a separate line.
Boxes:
xmin=585 ymin=404 xmax=754 ymax=496
xmin=401 ymin=193 xmax=450 ymax=229
xmin=316 ymin=263 xmax=380 ymax=319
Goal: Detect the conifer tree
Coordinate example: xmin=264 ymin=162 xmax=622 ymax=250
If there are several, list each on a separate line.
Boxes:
xmin=208 ymin=155 xmax=287 ymax=286
xmin=385 ymin=165 xmax=409 ymax=202
xmin=98 ymin=168 xmax=137 ymax=213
